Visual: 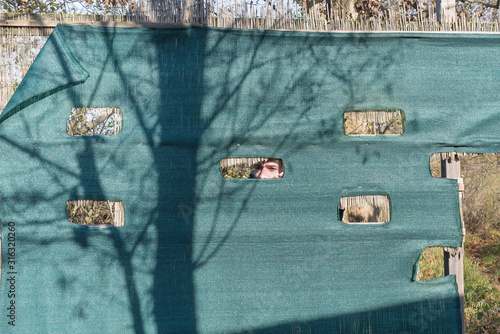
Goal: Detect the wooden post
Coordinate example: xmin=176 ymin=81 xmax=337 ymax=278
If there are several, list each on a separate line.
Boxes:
xmin=440 ymin=152 xmax=465 ymax=334
xmin=183 ymin=0 xmax=192 ymax=23
xmin=436 ymin=0 xmax=457 ymax=23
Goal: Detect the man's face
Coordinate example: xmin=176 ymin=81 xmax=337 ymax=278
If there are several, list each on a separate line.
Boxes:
xmin=254 ymin=162 xmax=283 ymax=179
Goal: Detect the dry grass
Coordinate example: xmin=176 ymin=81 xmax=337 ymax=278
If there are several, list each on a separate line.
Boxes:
xmin=429 ymin=153 xmax=500 ymax=333
xmin=67 ymin=200 xmax=124 ymax=227
xmin=344 ymin=110 xmax=404 ymax=136
xmin=339 ymin=195 xmax=390 ymax=223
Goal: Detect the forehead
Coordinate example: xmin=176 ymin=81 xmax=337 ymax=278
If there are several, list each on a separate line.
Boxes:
xmin=262 ymin=162 xmax=279 ymax=168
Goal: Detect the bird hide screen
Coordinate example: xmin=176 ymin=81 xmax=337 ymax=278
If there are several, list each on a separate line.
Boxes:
xmin=3 ymin=25 xmax=498 ymax=333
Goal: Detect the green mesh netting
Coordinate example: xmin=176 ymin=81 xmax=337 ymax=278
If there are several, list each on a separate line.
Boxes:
xmin=3 ymin=25 xmax=498 ymax=333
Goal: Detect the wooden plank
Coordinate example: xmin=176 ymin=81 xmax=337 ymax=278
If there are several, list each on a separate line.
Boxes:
xmin=441 ymin=152 xmax=465 ymax=334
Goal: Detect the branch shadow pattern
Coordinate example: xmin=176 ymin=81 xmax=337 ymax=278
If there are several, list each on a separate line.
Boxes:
xmin=0 ymin=26 xmax=468 ymax=334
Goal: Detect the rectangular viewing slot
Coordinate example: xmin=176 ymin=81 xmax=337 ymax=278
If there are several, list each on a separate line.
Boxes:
xmin=344 ymin=110 xmax=404 ymax=135
xmin=416 ymin=247 xmax=445 ymax=281
xmin=220 ymin=158 xmax=284 ymax=179
xmin=67 ymin=200 xmax=125 ymax=227
xmin=339 ymin=195 xmax=390 ymax=223
xmin=68 ymin=107 xmax=122 ymax=136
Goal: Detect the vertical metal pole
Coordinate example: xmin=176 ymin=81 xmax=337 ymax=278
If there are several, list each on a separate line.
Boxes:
xmin=441 ymin=152 xmax=465 ymax=334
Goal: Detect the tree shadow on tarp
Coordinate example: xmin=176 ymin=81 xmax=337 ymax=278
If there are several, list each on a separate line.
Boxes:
xmin=78 ymin=27 xmax=404 ymax=333
xmin=0 ymin=25 xmax=412 ymax=334
xmin=233 ymin=295 xmax=461 ymax=334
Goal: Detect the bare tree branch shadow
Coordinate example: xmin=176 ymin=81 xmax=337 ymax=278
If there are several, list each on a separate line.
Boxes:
xmin=0 ymin=25 xmax=422 ymax=334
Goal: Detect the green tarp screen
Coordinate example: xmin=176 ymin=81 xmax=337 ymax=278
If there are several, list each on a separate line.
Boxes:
xmin=3 ymin=25 xmax=499 ymax=333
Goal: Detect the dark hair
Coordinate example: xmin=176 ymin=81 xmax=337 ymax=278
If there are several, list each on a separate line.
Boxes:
xmin=253 ymin=158 xmax=284 ymax=172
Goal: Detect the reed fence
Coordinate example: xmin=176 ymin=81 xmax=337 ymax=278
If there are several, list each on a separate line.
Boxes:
xmin=339 ymin=195 xmax=391 ymax=223
xmin=220 ymin=157 xmax=269 ymax=169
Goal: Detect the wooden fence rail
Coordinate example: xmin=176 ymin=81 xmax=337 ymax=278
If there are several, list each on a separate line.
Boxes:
xmin=220 ymin=157 xmax=269 ymax=170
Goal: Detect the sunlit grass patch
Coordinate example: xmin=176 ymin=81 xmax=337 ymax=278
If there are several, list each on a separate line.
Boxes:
xmin=416 ymin=247 xmax=445 ymax=281
xmin=464 ymin=252 xmax=500 ymax=333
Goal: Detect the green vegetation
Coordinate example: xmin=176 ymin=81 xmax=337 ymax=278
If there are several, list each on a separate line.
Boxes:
xmin=417 ymin=247 xmax=445 ymax=281
xmin=428 ymin=154 xmax=500 ymax=333
xmin=462 ymin=154 xmax=500 ymax=333
xmin=464 ymin=245 xmax=500 ymax=333
xmin=221 ymin=163 xmax=255 ymax=178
